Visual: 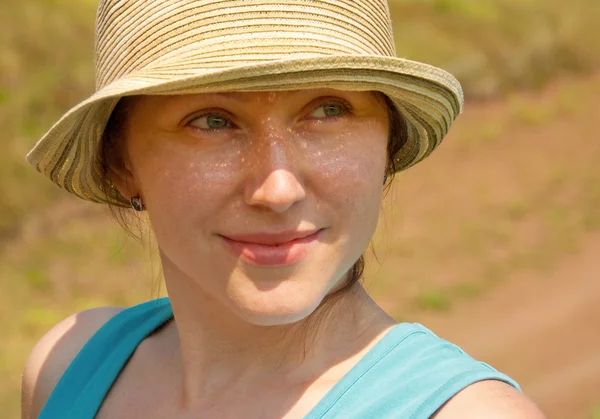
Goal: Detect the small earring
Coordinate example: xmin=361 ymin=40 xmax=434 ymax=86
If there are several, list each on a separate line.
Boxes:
xmin=130 ymin=195 xmax=144 ymax=212
xmin=383 ymin=174 xmax=388 ymax=185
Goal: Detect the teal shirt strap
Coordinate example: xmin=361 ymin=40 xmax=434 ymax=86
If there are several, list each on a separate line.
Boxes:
xmin=38 ymin=298 xmax=173 ymax=419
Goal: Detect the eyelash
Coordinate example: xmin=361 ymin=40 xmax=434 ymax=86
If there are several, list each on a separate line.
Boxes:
xmin=185 ymin=111 xmax=235 ymax=133
xmin=185 ymin=99 xmax=352 ymax=134
xmin=308 ymin=99 xmax=352 ymax=121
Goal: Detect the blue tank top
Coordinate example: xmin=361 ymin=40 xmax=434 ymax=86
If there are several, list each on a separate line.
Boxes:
xmin=39 ymin=298 xmax=520 ymax=418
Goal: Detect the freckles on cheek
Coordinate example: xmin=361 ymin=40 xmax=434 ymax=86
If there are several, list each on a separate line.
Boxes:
xmin=301 ymin=136 xmax=355 ymax=182
xmin=302 ymin=127 xmax=387 ymax=223
xmin=140 ymin=151 xmax=237 ymax=217
xmin=306 ymin=135 xmax=385 ymax=190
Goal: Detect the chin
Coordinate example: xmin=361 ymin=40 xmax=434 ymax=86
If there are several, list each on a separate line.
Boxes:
xmin=226 ymin=283 xmax=329 ymax=327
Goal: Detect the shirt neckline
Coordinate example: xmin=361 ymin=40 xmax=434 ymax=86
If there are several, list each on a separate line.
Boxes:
xmin=152 ymin=299 xmax=421 ymax=419
xmin=303 ymin=322 xmax=423 ymax=418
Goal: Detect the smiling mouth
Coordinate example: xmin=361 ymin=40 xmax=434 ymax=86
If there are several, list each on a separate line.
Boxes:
xmin=222 ymin=230 xmax=319 ymax=244
xmin=218 ymin=229 xmax=323 ymax=267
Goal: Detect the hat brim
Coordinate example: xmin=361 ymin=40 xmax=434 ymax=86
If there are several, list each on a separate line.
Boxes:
xmin=26 ymin=55 xmax=463 ymax=207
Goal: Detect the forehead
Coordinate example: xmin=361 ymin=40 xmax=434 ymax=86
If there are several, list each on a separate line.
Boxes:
xmin=136 ymin=89 xmax=384 ymax=109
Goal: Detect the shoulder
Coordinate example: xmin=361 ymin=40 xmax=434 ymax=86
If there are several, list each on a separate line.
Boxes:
xmin=21 ymin=306 xmax=124 ymax=419
xmin=432 ymin=379 xmax=547 ymax=419
xmin=377 ymin=324 xmax=540 ymax=417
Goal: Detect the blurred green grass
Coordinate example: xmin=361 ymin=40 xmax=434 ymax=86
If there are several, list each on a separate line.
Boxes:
xmin=2 ymin=0 xmax=600 ymax=418
xmin=390 ymin=0 xmax=600 ymax=97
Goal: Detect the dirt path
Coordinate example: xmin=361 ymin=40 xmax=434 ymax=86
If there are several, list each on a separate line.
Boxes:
xmin=413 ymin=230 xmax=600 ymax=419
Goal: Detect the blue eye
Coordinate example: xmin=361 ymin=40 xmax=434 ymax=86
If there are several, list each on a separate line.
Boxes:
xmin=311 ymin=103 xmax=345 ymax=118
xmin=189 ymin=114 xmax=231 ymax=130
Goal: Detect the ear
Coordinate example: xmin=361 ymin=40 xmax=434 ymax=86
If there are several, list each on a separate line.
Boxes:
xmin=101 ymin=95 xmax=142 ymax=202
xmin=104 ymin=150 xmax=139 ymax=202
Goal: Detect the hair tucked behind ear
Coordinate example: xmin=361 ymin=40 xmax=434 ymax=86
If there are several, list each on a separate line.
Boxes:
xmin=97 ymin=93 xmax=408 ymax=292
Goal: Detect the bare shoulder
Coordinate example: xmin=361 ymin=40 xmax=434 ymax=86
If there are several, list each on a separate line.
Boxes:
xmin=21 ymin=306 xmax=124 ymax=419
xmin=432 ymin=380 xmax=546 ymax=419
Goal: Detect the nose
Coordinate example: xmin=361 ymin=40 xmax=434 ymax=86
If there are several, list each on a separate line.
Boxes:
xmin=244 ymin=137 xmax=307 ymax=213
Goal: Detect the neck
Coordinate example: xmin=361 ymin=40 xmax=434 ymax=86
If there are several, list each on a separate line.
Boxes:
xmin=161 ymin=261 xmax=395 ymax=410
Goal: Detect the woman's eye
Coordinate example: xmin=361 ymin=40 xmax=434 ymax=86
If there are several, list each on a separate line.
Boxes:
xmin=189 ymin=114 xmax=232 ymax=130
xmin=310 ymin=103 xmax=345 ymax=119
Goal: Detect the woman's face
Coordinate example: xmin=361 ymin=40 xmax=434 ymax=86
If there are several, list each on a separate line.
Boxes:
xmin=118 ymin=89 xmax=390 ymax=325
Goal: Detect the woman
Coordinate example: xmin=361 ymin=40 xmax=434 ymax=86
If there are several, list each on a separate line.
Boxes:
xmin=21 ymin=0 xmax=545 ymax=418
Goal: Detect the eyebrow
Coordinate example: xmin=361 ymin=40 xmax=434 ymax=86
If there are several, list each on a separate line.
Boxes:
xmin=201 ymin=92 xmax=275 ymax=103
xmin=208 ymin=92 xmax=253 ymax=102
xmin=201 ymin=90 xmax=340 ymax=103
xmin=165 ymin=89 xmax=359 ymax=109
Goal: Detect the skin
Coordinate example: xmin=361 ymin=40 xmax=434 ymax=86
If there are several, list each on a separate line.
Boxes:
xmin=21 ymin=89 xmax=546 ymax=419
xmin=116 ymin=89 xmax=390 ymax=327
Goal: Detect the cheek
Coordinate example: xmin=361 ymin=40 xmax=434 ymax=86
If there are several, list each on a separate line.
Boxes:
xmin=133 ymin=145 xmax=237 ymax=237
xmin=306 ymin=125 xmax=388 ymax=213
xmin=299 ymin=128 xmax=387 ymax=270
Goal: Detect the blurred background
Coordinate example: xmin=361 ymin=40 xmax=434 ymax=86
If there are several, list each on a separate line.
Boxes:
xmin=1 ymin=0 xmax=599 ymax=418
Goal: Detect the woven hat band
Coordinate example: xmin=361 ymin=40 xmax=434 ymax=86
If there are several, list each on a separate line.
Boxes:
xmin=95 ymin=0 xmax=396 ymax=90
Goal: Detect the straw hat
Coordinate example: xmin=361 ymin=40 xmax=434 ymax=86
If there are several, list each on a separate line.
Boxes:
xmin=26 ymin=0 xmax=463 ymax=207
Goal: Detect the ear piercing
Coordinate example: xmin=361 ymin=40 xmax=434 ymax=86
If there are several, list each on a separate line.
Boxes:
xmin=130 ymin=195 xmax=144 ymax=212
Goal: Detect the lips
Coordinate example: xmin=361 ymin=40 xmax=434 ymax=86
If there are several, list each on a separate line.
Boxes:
xmin=218 ymin=229 xmax=323 ymax=267
xmin=222 ymin=230 xmax=319 ymax=246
